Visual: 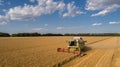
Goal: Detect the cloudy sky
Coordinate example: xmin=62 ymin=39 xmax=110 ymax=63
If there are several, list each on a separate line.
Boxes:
xmin=0 ymin=0 xmax=120 ymax=34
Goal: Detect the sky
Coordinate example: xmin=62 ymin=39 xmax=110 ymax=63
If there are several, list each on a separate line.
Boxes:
xmin=0 ymin=0 xmax=120 ymax=34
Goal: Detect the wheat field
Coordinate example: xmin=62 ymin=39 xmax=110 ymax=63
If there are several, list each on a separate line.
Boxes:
xmin=0 ymin=36 xmax=119 ymax=67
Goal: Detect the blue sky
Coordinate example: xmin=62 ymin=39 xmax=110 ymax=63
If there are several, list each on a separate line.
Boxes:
xmin=0 ymin=0 xmax=120 ymax=34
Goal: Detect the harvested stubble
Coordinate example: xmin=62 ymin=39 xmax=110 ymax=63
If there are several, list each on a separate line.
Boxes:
xmin=63 ymin=37 xmax=120 ymax=67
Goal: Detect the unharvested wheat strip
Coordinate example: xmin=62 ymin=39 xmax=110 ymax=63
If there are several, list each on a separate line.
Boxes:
xmin=94 ymin=49 xmax=114 ymax=67
xmin=104 ymin=50 xmax=114 ymax=66
xmin=73 ymin=49 xmax=101 ymax=67
xmin=86 ymin=37 xmax=112 ymax=45
xmin=105 ymin=50 xmax=114 ymax=67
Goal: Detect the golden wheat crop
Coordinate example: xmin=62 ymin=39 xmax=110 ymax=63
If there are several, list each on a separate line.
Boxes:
xmin=0 ymin=36 xmax=111 ymax=67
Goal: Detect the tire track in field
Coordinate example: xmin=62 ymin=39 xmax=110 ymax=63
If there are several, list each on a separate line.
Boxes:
xmin=73 ymin=49 xmax=105 ymax=67
xmin=73 ymin=49 xmax=114 ymax=67
xmin=112 ymin=48 xmax=120 ymax=67
xmin=111 ymin=37 xmax=120 ymax=67
xmin=94 ymin=49 xmax=114 ymax=67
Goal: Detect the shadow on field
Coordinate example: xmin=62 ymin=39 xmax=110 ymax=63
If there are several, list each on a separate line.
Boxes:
xmin=83 ymin=46 xmax=92 ymax=52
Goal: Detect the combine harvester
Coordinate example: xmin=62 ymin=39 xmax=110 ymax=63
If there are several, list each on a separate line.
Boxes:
xmin=57 ymin=37 xmax=86 ymax=55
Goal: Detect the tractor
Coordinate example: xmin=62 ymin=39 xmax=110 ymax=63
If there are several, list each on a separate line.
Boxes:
xmin=57 ymin=37 xmax=86 ymax=54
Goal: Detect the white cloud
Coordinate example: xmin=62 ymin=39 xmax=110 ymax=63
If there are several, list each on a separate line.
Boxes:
xmin=0 ymin=0 xmax=85 ymax=23
xmin=92 ymin=4 xmax=120 ymax=16
xmin=32 ymin=28 xmax=48 ymax=31
xmin=2 ymin=9 xmax=7 ymax=12
xmin=63 ymin=2 xmax=85 ymax=17
xmin=0 ymin=0 xmax=65 ymax=23
xmin=109 ymin=21 xmax=120 ymax=24
xmin=86 ymin=0 xmax=120 ymax=16
xmin=0 ymin=0 xmax=3 ymax=5
xmin=56 ymin=27 xmax=64 ymax=30
xmin=56 ymin=26 xmax=83 ymax=30
xmin=30 ymin=0 xmax=35 ymax=3
xmin=0 ymin=21 xmax=7 ymax=25
xmin=44 ymin=24 xmax=48 ymax=26
xmin=7 ymin=4 xmax=39 ymax=21
xmin=0 ymin=15 xmax=9 ymax=25
xmin=92 ymin=23 xmax=102 ymax=26
xmin=7 ymin=2 xmax=11 ymax=5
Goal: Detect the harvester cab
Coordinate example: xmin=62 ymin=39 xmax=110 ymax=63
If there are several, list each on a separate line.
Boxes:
xmin=57 ymin=37 xmax=86 ymax=54
xmin=68 ymin=40 xmax=77 ymax=47
xmin=68 ymin=39 xmax=79 ymax=50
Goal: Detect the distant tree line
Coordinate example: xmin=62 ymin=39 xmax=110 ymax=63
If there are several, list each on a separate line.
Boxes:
xmin=0 ymin=32 xmax=10 ymax=37
xmin=12 ymin=33 xmax=42 ymax=37
xmin=42 ymin=33 xmax=63 ymax=36
xmin=12 ymin=33 xmax=63 ymax=37
xmin=0 ymin=32 xmax=120 ymax=37
xmin=64 ymin=33 xmax=120 ymax=36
